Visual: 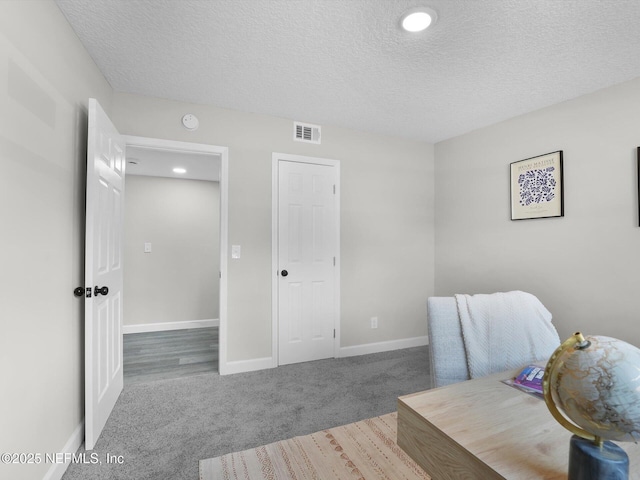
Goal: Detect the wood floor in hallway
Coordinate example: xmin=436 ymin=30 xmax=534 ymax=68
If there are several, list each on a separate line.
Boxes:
xmin=123 ymin=327 xmax=218 ymax=385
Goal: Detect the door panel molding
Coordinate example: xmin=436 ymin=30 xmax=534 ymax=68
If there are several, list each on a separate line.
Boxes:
xmin=272 ymin=153 xmax=341 ymax=366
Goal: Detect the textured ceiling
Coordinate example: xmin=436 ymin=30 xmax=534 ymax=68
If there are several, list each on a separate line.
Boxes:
xmin=55 ymin=0 xmax=640 ymax=144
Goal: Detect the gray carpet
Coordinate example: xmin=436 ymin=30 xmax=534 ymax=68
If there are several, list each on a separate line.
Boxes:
xmin=61 ymin=346 xmax=431 ymax=480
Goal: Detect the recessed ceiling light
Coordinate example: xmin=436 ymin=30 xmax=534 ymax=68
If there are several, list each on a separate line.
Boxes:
xmin=401 ymin=7 xmax=437 ymax=33
xmin=173 ymin=167 xmax=187 ymax=174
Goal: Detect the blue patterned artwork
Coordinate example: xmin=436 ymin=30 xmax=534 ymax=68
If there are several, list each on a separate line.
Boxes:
xmin=518 ymin=167 xmax=556 ymax=206
xmin=510 ymin=151 xmax=563 ymax=220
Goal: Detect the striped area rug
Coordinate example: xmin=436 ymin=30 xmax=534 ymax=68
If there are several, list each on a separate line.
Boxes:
xmin=199 ymin=412 xmax=429 ymax=480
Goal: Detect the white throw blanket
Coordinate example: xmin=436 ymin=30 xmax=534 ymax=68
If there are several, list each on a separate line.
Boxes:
xmin=455 ymin=291 xmax=561 ymax=379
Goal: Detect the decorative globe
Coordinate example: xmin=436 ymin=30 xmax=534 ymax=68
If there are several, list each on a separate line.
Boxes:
xmin=545 ymin=333 xmax=640 ymax=443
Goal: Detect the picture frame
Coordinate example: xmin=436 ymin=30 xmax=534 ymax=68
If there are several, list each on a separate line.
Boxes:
xmin=510 ymin=151 xmax=563 ymax=220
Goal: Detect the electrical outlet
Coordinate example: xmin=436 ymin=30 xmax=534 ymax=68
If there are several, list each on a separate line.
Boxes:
xmin=371 ymin=317 xmax=378 ymax=329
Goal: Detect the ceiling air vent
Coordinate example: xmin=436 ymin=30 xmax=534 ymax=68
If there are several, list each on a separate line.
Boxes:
xmin=293 ymin=121 xmax=321 ymax=144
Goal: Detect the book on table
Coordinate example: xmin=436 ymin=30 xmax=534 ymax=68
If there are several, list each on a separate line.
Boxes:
xmin=511 ymin=364 xmax=545 ymax=395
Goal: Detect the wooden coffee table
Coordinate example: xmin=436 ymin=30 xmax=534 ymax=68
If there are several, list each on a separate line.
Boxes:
xmin=397 ymin=368 xmax=640 ymax=479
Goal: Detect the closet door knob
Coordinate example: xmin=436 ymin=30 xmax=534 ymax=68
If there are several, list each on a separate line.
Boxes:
xmin=281 ymin=270 xmax=288 ymax=277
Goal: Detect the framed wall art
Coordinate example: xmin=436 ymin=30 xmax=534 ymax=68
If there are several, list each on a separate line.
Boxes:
xmin=510 ymin=151 xmax=563 ymax=220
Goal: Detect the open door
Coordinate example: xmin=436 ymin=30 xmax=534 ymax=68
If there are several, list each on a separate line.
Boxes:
xmin=84 ymin=98 xmax=125 ymax=450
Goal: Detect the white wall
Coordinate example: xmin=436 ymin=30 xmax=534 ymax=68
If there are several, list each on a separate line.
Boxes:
xmin=435 ymin=77 xmax=640 ymax=347
xmin=111 ymin=93 xmax=435 ymax=363
xmin=0 ymin=2 xmax=113 ymax=479
xmin=124 ymin=175 xmax=220 ymax=327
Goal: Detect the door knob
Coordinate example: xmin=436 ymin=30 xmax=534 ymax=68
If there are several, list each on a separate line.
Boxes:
xmin=94 ymin=286 xmax=109 ymax=296
xmin=281 ymin=270 xmax=288 ymax=277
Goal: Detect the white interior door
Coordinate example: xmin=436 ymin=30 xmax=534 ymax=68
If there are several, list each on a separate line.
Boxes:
xmin=277 ymin=158 xmax=339 ymax=365
xmin=84 ymin=98 xmax=125 ymax=450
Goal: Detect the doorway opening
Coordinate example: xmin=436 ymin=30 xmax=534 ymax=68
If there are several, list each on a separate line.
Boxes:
xmin=122 ymin=135 xmax=229 ymax=382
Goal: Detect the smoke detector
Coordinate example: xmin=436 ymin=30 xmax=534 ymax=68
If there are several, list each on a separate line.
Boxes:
xmin=181 ymin=113 xmax=199 ymax=130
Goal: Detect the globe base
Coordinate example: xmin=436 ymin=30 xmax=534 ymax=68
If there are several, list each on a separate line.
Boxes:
xmin=569 ymin=435 xmax=629 ymax=480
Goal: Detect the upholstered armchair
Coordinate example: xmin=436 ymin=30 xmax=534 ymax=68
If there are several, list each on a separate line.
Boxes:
xmin=427 ymin=293 xmax=560 ymax=388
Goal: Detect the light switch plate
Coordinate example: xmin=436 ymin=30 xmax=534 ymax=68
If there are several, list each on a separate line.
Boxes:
xmin=231 ymin=245 xmax=241 ymax=259
xmin=144 ymin=242 xmax=152 ymax=253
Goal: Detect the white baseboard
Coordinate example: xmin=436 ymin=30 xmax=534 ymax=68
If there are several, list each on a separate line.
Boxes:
xmin=219 ymin=356 xmax=276 ymax=376
xmin=123 ymin=318 xmax=219 ymax=334
xmin=42 ymin=420 xmax=84 ymax=480
xmin=338 ymin=335 xmax=429 ymax=358
xmin=219 ymin=337 xmax=428 ymax=374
